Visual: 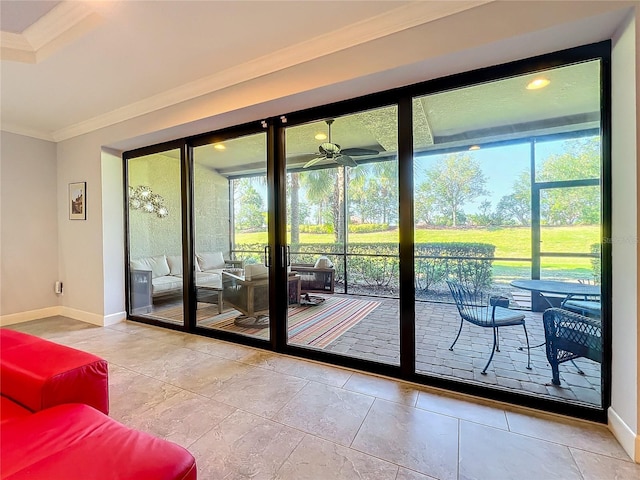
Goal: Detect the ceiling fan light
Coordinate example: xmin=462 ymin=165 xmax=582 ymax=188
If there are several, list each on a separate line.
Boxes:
xmin=320 ymin=142 xmax=340 ymax=154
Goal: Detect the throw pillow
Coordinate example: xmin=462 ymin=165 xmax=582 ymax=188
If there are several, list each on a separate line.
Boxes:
xmin=197 ymin=252 xmax=225 ymax=271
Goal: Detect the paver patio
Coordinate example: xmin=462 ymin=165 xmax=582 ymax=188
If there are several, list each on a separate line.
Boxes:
xmin=319 ymin=293 xmax=602 ymax=407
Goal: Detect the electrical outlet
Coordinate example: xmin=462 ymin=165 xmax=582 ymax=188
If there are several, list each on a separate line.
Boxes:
xmin=55 ymin=281 xmax=63 ymax=294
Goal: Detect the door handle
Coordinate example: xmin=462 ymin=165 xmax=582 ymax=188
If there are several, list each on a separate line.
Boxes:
xmin=264 ymin=246 xmax=270 ymax=267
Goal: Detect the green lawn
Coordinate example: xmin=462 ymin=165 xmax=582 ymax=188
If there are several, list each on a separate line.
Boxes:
xmin=235 ymin=225 xmax=600 ymax=277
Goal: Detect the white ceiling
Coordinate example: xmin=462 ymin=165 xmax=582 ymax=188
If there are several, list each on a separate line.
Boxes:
xmin=0 ymin=0 xmax=633 ymax=148
xmin=0 ymin=0 xmax=494 ymax=142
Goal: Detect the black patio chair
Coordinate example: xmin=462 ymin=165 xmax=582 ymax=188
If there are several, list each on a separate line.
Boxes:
xmin=446 ymin=280 xmax=531 ymax=375
xmin=542 ymin=307 xmax=602 ymax=385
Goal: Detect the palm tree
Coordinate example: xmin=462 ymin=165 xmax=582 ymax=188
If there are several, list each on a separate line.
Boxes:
xmin=288 ymin=172 xmax=300 ymax=245
xmin=300 ymin=168 xmax=333 ymax=226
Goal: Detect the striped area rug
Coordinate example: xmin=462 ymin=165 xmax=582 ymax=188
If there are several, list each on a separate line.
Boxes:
xmin=199 ymin=296 xmax=379 ymax=348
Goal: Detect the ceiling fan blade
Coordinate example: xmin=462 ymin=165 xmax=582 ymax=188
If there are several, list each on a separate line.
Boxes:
xmin=340 ymin=147 xmax=379 ymax=156
xmin=303 ymin=156 xmax=327 ymax=168
xmin=335 ymin=155 xmax=357 ymax=168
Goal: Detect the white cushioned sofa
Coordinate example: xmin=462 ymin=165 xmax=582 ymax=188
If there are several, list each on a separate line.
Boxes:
xmin=130 ymin=252 xmax=241 ymax=298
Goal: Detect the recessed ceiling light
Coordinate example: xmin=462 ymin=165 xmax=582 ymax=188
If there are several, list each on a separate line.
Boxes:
xmin=469 ymin=145 xmax=480 ymax=151
xmin=526 ymin=78 xmax=550 ymax=90
xmin=214 ymin=143 xmax=226 ymax=150
xmin=315 ymin=133 xmax=327 ymax=140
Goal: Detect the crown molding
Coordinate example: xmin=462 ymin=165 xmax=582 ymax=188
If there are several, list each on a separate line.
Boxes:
xmin=52 ymin=0 xmax=491 ymax=142
xmin=0 ymin=1 xmax=101 ymax=63
xmin=1 ymin=124 xmax=56 ymax=142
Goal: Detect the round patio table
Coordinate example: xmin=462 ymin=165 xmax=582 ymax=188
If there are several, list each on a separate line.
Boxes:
xmin=510 ymin=279 xmax=600 ymax=299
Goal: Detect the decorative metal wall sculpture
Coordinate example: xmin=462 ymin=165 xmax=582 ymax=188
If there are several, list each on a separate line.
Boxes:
xmin=128 ymin=185 xmax=168 ymax=218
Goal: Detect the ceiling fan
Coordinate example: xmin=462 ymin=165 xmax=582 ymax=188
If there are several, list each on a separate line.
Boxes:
xmin=303 ymin=119 xmax=379 ymax=168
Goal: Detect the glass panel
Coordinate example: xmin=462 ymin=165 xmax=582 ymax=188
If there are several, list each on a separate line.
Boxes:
xmin=535 ymin=137 xmax=601 ymax=182
xmin=193 ymin=133 xmax=270 ymax=340
xmin=284 ymin=106 xmax=400 ymax=364
xmin=540 ymin=185 xmax=601 ymax=255
xmin=412 ymin=59 xmax=603 ymax=408
xmin=127 ymin=149 xmax=183 ymax=325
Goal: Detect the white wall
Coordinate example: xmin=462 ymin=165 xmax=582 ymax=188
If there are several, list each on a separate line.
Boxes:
xmin=56 ymin=133 xmax=106 ymax=324
xmin=194 ymin=162 xmax=230 ymax=256
xmin=610 ymin=9 xmax=640 ymax=462
xmin=101 ymin=148 xmax=125 ymax=324
xmin=0 ymin=132 xmax=59 ymax=321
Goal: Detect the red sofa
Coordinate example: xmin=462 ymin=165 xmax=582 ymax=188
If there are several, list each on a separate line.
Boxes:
xmin=0 ymin=329 xmax=197 ymax=480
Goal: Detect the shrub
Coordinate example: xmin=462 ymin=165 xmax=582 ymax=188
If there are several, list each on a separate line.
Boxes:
xmin=232 ymin=241 xmax=495 ymax=294
xmin=347 ymin=223 xmax=389 ymax=234
xmin=591 ymin=243 xmax=601 ymax=284
xmin=300 ymin=224 xmax=334 ymax=234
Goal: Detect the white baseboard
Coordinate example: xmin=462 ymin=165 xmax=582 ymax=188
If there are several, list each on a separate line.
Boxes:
xmin=59 ymin=307 xmax=107 ymax=326
xmin=609 ymin=406 xmax=639 ymax=462
xmin=103 ymin=311 xmax=126 ymax=326
xmin=0 ymin=307 xmax=127 ymax=328
xmin=0 ymin=306 xmax=63 ymax=326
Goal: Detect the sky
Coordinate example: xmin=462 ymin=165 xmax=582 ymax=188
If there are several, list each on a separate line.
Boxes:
xmin=414 ymin=138 xmax=571 ymax=215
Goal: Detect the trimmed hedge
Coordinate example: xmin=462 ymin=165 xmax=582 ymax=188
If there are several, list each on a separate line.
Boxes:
xmin=234 ymin=242 xmax=495 ymax=293
xmin=591 ymin=243 xmax=601 ymax=284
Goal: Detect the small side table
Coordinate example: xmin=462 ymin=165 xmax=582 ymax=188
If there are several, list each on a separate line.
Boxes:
xmin=288 ymin=274 xmax=301 ymax=306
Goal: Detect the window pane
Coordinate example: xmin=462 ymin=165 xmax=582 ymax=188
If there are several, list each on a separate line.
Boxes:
xmin=127 ymin=149 xmax=183 ymax=325
xmin=193 ymin=133 xmax=269 ymax=340
xmin=285 ymin=106 xmax=400 ymax=365
xmin=412 ymin=59 xmax=602 ymax=408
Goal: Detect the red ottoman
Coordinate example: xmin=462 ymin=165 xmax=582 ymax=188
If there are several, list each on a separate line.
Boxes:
xmin=0 ymin=329 xmax=109 ymax=415
xmin=1 ymin=403 xmax=197 ymax=480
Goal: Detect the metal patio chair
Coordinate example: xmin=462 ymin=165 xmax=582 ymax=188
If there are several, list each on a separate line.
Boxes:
xmin=446 ymin=280 xmax=531 ymax=375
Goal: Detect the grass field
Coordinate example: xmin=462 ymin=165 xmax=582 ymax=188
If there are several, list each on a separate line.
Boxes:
xmin=235 ymin=225 xmax=600 ymax=280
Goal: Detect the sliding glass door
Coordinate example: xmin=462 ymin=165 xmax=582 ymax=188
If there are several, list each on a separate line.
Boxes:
xmin=411 ymin=59 xmax=604 ymax=407
xmin=192 ymin=130 xmax=271 ymax=341
xmin=283 ymin=107 xmax=400 ymax=365
xmin=126 ymin=146 xmax=184 ymax=327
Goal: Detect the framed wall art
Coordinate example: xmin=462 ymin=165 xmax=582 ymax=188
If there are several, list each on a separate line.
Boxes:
xmin=69 ymin=182 xmax=86 ymax=220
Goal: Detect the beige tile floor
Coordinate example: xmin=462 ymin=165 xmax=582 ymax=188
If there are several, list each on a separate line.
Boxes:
xmin=8 ymin=316 xmax=639 ymax=480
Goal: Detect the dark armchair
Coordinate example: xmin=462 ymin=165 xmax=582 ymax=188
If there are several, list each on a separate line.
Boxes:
xmin=542 ymin=307 xmax=602 ymax=385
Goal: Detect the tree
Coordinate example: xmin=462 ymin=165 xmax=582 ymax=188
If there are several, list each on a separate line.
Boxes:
xmin=288 ymin=172 xmax=300 ymax=244
xmin=300 ymin=168 xmax=333 ymax=226
xmin=234 ymin=179 xmax=264 ymax=230
xmin=538 ymin=138 xmax=601 ymax=225
xmin=498 ymin=171 xmax=531 ymax=225
xmin=371 ymin=161 xmax=398 ymax=225
xmin=348 ymin=161 xmax=398 ymax=225
xmin=467 ymin=199 xmax=495 ymax=226
xmin=414 ymin=181 xmax=437 ymax=225
xmin=496 ymin=194 xmax=529 ymax=225
xmin=423 ymin=153 xmax=488 ymax=226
